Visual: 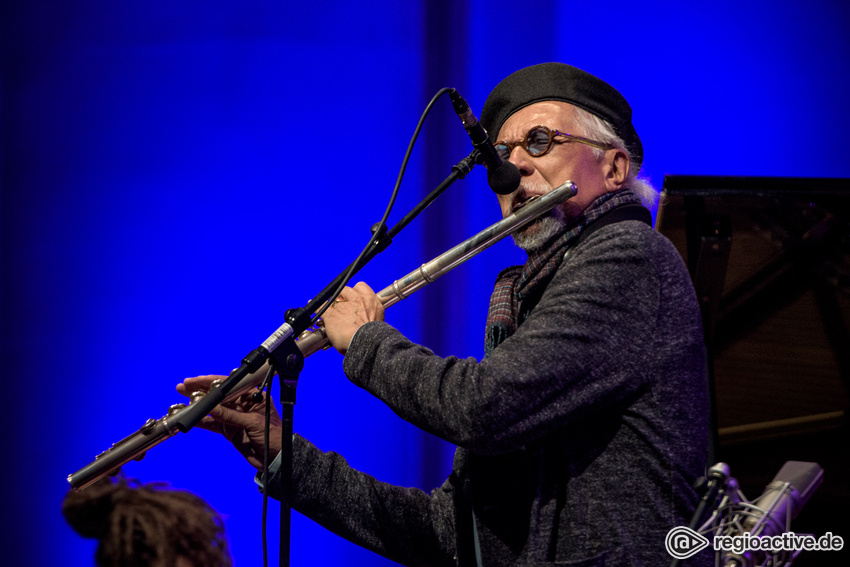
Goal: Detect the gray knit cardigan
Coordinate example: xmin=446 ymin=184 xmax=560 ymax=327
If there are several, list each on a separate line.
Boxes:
xmin=267 ymin=219 xmax=710 ymax=567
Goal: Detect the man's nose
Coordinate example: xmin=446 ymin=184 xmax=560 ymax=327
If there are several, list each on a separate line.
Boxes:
xmin=509 ymin=146 xmax=536 ymax=177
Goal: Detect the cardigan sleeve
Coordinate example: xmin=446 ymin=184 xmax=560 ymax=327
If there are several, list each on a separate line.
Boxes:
xmin=342 ymin=221 xmax=701 ymax=455
xmin=259 ymin=434 xmax=458 ymax=567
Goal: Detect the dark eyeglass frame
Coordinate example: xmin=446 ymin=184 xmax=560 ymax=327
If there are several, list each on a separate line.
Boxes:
xmin=494 ymin=125 xmax=616 ymax=161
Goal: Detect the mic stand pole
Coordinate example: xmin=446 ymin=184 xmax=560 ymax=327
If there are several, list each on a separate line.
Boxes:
xmin=266 ymin=334 xmax=303 ymax=567
xmin=669 ymin=463 xmax=729 ymax=567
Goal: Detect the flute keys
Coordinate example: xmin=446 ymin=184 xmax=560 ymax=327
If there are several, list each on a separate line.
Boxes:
xmin=167 ymin=403 xmax=187 ymax=417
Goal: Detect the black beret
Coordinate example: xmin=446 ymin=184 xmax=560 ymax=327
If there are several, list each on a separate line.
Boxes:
xmin=481 ymin=62 xmax=643 ymax=170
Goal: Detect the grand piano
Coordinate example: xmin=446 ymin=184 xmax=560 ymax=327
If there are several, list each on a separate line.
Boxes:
xmin=656 ymin=175 xmax=849 ymax=566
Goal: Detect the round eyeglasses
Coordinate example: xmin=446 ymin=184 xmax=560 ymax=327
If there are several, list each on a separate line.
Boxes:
xmin=494 ymin=125 xmax=615 ymax=162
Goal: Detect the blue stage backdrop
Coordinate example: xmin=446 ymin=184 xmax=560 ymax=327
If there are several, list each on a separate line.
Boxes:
xmin=1 ymin=1 xmax=848 ymax=566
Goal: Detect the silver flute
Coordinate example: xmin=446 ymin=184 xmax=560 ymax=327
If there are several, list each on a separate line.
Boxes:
xmin=67 ymin=181 xmax=577 ymax=491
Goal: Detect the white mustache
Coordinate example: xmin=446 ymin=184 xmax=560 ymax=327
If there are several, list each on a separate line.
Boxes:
xmin=511 ymin=180 xmax=555 ymax=212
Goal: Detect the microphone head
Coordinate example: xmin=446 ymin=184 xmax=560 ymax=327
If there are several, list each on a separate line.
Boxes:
xmin=487 ymin=161 xmax=521 ymax=195
xmin=771 ymin=461 xmax=824 ymax=509
xmin=742 ymin=461 xmax=823 ymax=536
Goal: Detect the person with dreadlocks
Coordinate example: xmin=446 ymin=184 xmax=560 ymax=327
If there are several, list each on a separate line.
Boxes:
xmin=62 ymin=476 xmax=231 ymax=567
xmin=179 ymin=62 xmax=710 ymax=566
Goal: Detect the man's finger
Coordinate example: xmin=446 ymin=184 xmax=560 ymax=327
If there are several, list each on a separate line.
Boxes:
xmin=210 ymin=404 xmax=264 ymax=431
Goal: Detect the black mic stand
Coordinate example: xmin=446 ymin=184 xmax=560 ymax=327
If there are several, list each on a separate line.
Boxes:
xmin=266 ymin=329 xmax=303 ymax=567
xmin=174 ymin=148 xmax=499 ymax=566
xmin=669 ymin=463 xmax=731 ymax=567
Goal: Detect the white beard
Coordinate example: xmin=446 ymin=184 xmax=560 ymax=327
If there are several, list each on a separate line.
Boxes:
xmin=511 ymin=214 xmax=566 ymax=251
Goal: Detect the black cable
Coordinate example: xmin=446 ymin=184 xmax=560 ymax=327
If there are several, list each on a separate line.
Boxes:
xmin=310 ymin=87 xmax=455 ymax=325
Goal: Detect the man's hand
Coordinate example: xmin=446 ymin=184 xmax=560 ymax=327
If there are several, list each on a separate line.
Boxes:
xmin=177 ymin=374 xmax=282 ymax=470
xmin=321 ymin=281 xmax=385 ymax=355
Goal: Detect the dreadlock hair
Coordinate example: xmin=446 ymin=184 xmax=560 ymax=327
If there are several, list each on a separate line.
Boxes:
xmin=62 ymin=476 xmax=231 ymax=567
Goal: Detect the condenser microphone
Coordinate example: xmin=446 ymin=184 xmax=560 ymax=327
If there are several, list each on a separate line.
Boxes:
xmin=723 ymin=461 xmax=823 ymax=567
xmin=449 ymin=89 xmax=520 ymax=195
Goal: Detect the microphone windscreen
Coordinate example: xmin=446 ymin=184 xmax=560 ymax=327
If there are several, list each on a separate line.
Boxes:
xmin=488 ymin=161 xmax=521 ymax=195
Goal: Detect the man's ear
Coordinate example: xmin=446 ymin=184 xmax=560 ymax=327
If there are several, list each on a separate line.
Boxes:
xmin=604 ymin=149 xmax=630 ymax=192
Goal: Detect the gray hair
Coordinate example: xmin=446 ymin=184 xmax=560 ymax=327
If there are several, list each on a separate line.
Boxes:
xmin=571 ymin=107 xmax=659 ymax=210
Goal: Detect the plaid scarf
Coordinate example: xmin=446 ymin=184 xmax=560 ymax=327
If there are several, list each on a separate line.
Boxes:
xmin=484 ymin=189 xmax=644 ymax=356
